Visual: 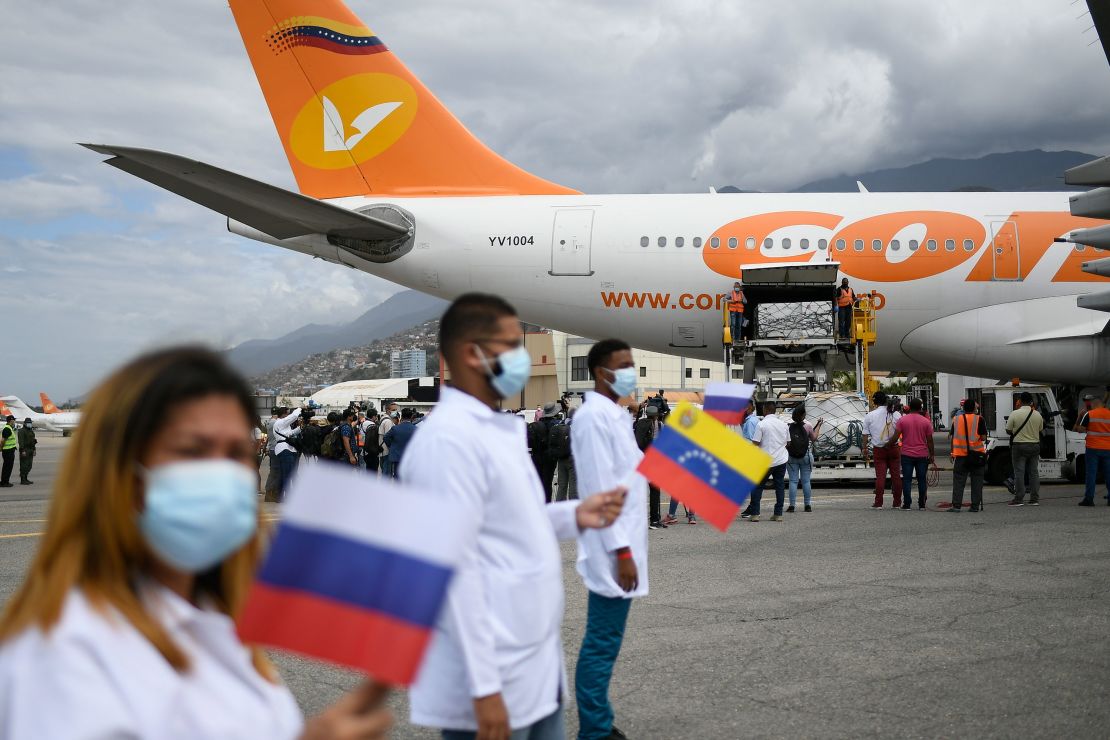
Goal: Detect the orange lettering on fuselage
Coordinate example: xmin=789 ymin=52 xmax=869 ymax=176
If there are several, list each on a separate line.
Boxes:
xmin=831 ymin=211 xmax=985 ymax=281
xmin=704 ymin=212 xmax=841 ymax=278
xmin=964 ymin=212 xmax=1106 ymax=282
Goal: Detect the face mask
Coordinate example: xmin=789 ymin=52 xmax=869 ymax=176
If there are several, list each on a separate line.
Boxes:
xmin=477 ymin=344 xmax=532 ymax=398
xmin=139 ymin=459 xmax=258 ymax=573
xmin=605 ymin=367 xmax=638 ymax=398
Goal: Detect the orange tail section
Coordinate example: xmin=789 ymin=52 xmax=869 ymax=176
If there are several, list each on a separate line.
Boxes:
xmin=0 ymin=401 xmax=10 ymax=418
xmin=40 ymin=393 xmax=61 ymax=414
xmin=228 ymin=0 xmax=577 ymax=198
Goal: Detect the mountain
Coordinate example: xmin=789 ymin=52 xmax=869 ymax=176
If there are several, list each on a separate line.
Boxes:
xmin=788 ymin=149 xmax=1095 ymax=193
xmin=227 ymin=290 xmax=447 ymax=376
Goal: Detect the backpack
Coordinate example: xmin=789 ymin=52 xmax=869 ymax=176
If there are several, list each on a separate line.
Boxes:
xmin=548 ymin=423 xmax=572 ymax=459
xmin=787 ymin=422 xmax=810 ymax=458
xmin=527 ymin=420 xmax=549 ymax=455
xmin=320 ymin=427 xmax=345 ymax=460
xmin=362 ymin=422 xmax=381 ymax=455
xmin=299 ymin=423 xmax=323 ymax=457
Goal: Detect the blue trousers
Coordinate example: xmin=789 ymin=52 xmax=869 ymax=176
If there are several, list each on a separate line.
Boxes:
xmin=750 ymin=463 xmax=787 ymax=515
xmin=576 ymin=591 xmax=632 ymax=740
xmin=729 ymin=311 xmax=743 ymax=342
xmin=1084 ymin=448 xmax=1110 ymax=501
xmin=901 ymin=455 xmax=929 ymax=506
xmin=787 ymin=453 xmax=812 ymax=507
xmin=442 ymin=706 xmax=564 ymax=740
xmin=838 ymin=307 xmax=851 ymax=338
xmin=276 ymin=450 xmax=298 ymax=502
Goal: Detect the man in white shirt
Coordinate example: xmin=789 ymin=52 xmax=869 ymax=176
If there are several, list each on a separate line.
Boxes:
xmin=402 ymin=293 xmax=626 ymax=740
xmin=862 ymin=392 xmax=903 ymax=509
xmin=270 ymin=407 xmax=303 ymax=502
xmin=750 ymin=401 xmax=790 ymax=522
xmin=572 ymin=339 xmax=649 ymax=740
xmin=377 ymin=405 xmax=396 ymax=477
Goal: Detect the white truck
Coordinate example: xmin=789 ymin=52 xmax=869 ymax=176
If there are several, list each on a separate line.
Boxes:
xmin=969 ymin=384 xmax=1086 ymax=485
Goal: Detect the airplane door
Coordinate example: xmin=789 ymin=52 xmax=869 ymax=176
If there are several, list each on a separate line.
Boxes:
xmin=550 ymin=209 xmax=594 ymax=276
xmin=990 ymin=221 xmax=1021 ymax=281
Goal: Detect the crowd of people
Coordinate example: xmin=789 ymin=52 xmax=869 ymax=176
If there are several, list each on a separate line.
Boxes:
xmin=261 ymin=399 xmax=428 ymax=502
xmin=0 ymin=288 xmax=1107 ymax=740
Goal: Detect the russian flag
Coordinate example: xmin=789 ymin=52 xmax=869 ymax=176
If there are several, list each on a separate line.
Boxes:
xmin=703 ymin=382 xmax=755 ymax=426
xmin=638 ymin=403 xmax=772 ymax=531
xmin=238 ymin=464 xmax=472 ymax=685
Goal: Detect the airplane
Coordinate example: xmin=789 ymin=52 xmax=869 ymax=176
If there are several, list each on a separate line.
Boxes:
xmin=0 ymin=397 xmax=80 ymax=434
xmin=39 ymin=393 xmax=63 ymax=415
xmin=83 ymin=0 xmax=1110 ymax=387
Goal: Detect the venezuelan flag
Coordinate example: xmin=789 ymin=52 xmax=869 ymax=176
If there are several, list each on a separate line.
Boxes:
xmin=637 ymin=402 xmax=771 ymax=531
xmin=265 ymin=16 xmax=388 ymax=56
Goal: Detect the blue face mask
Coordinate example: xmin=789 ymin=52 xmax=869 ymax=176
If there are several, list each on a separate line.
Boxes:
xmin=477 ymin=344 xmax=532 ymax=399
xmin=139 ymin=459 xmax=258 ymax=573
xmin=605 ymin=367 xmax=638 ymax=398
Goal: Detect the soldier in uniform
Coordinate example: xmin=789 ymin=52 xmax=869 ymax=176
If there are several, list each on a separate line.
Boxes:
xmin=17 ymin=418 xmax=36 ymax=485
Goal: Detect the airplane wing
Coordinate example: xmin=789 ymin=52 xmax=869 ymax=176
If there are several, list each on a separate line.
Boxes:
xmin=1089 ymin=0 xmax=1110 ymax=69
xmin=80 ymin=144 xmax=409 ymax=241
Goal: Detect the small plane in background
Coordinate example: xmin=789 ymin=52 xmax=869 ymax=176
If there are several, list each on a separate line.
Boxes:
xmin=39 ymin=393 xmax=64 ymax=414
xmin=0 ymin=396 xmax=81 ymax=434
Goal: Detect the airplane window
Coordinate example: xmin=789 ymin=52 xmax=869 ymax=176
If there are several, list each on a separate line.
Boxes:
xmin=909 ymin=239 xmax=919 ymax=251
xmin=764 ymin=237 xmax=774 ymax=249
xmin=945 ymin=239 xmax=955 ymax=252
xmin=658 ymin=236 xmax=667 ymax=247
xmin=835 ymin=239 xmax=846 ymax=251
xmin=853 ymin=239 xmax=864 ymax=251
xmin=890 ymin=240 xmax=900 ymax=251
xmin=746 ymin=236 xmax=756 ymax=250
xmin=818 ymin=239 xmax=828 ymax=250
xmin=710 ymin=236 xmax=720 ymax=248
xmin=728 ymin=237 xmax=738 ymax=249
xmin=872 ymin=239 xmax=882 ymax=252
xmin=927 ymin=239 xmax=938 ymax=252
xmin=640 ymin=236 xmax=649 ymax=247
xmin=675 ymin=237 xmax=685 ymax=248
xmin=693 ymin=237 xmax=702 ymax=248
xmin=963 ymin=239 xmax=974 ymax=251
xmin=800 ymin=238 xmax=810 ymax=250
xmin=782 ymin=238 xmax=792 ymax=250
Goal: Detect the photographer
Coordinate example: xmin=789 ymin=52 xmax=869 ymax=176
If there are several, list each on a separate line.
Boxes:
xmin=272 ymin=407 xmax=304 ymax=502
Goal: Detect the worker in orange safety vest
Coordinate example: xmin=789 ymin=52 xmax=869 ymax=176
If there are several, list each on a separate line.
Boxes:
xmin=727 ymin=280 xmax=746 ymax=343
xmin=1076 ymin=393 xmax=1110 ymax=506
xmin=950 ymin=398 xmax=988 ymax=512
xmin=836 ymin=278 xmax=857 ymax=339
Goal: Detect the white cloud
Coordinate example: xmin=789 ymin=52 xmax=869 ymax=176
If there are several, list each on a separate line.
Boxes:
xmin=3 ymin=0 xmax=1110 ymax=398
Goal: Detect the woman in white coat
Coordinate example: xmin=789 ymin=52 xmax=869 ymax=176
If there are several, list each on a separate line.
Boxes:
xmin=0 ymin=347 xmax=391 ymax=739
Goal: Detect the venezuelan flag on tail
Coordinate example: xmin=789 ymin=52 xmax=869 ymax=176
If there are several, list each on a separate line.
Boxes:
xmin=238 ymin=464 xmax=472 ymax=685
xmin=638 ymin=403 xmax=772 ymax=531
xmin=703 ymin=382 xmax=755 ymax=425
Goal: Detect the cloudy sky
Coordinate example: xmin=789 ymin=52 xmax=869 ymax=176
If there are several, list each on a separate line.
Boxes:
xmin=3 ymin=0 xmax=1110 ymax=401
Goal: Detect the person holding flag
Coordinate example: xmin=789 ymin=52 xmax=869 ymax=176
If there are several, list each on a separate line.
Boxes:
xmin=572 ymin=339 xmax=650 ymax=740
xmin=401 ymin=294 xmax=627 ymax=740
xmin=0 ymin=347 xmax=392 ymax=739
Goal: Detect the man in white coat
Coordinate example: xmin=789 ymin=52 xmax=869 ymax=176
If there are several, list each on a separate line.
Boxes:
xmin=572 ymin=338 xmax=649 ymax=740
xmin=403 ymin=294 xmax=626 ymax=740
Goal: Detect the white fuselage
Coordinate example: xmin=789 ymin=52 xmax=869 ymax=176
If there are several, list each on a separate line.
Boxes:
xmin=0 ymin=397 xmax=80 ymax=433
xmin=236 ymin=192 xmax=1110 ymax=385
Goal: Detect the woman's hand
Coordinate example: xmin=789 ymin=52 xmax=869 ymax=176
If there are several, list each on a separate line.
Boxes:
xmin=301 ymin=681 xmax=392 ymax=740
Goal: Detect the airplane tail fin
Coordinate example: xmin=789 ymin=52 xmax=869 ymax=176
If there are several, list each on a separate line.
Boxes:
xmin=228 ymin=0 xmax=577 ymax=198
xmin=40 ymin=393 xmax=61 ymax=414
xmin=0 ymin=400 xmax=11 ymax=418
xmin=0 ymin=397 xmax=35 ymax=421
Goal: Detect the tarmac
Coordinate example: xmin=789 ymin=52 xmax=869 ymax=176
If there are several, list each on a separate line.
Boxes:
xmin=2 ymin=435 xmax=1109 ymax=739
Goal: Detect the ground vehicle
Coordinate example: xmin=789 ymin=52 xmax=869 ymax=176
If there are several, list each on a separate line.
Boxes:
xmin=973 ymin=384 xmax=1086 ymax=485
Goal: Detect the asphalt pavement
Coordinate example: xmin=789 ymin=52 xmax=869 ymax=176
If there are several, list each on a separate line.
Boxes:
xmin=3 ymin=436 xmax=1109 ymax=739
